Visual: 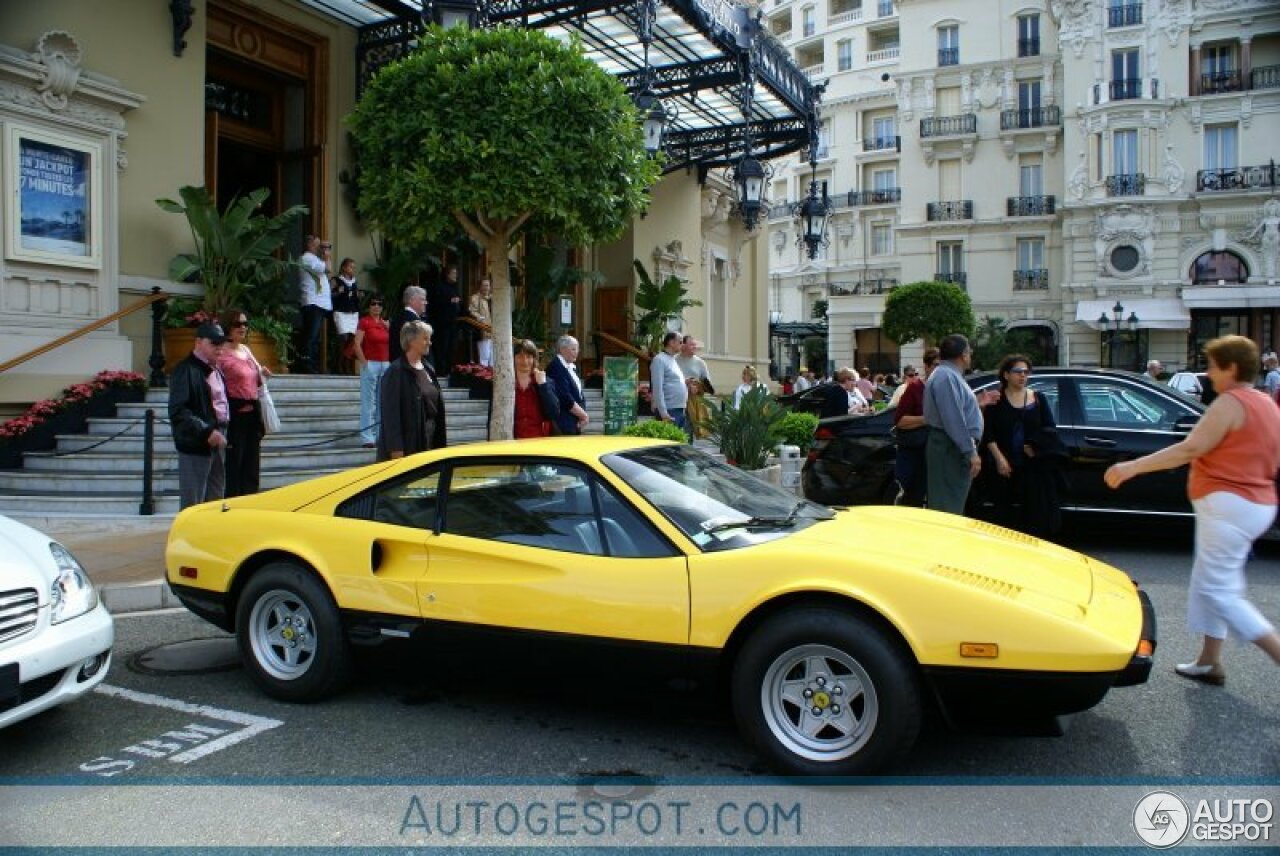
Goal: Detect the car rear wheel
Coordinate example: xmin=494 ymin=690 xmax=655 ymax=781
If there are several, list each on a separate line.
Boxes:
xmin=236 ymin=563 xmax=352 ymax=702
xmin=732 ymin=608 xmax=921 ymax=775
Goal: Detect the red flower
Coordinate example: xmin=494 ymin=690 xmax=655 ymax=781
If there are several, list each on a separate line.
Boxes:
xmin=0 ymin=371 xmax=147 ymax=440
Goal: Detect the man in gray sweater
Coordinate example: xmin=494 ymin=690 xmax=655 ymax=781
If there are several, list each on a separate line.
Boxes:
xmin=923 ymin=333 xmax=984 ymax=514
xmin=650 ymin=331 xmax=689 ymax=436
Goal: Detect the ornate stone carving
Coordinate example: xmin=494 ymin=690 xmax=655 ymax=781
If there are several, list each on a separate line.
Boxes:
xmin=1069 ymin=151 xmax=1089 ymax=200
xmin=32 ymin=31 xmax=82 ymax=111
xmin=1237 ymin=199 xmax=1280 ymax=279
xmin=975 ymin=67 xmax=1001 ymax=109
xmin=1096 ymin=205 xmax=1156 ymax=275
xmin=1050 ymin=0 xmax=1093 ymax=59
xmin=1163 ymin=144 xmax=1185 ymax=195
xmin=896 ymin=77 xmax=913 ymax=121
xmin=700 ymin=187 xmax=732 ymax=228
xmin=772 ymin=230 xmax=787 ymax=255
xmin=1153 ymin=0 xmax=1192 ymax=48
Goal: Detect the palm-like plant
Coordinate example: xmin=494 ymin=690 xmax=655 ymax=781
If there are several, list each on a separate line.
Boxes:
xmin=631 ymin=259 xmax=701 ymax=354
xmin=157 ymin=186 xmax=309 ymax=315
xmin=696 ymin=385 xmax=788 ymax=470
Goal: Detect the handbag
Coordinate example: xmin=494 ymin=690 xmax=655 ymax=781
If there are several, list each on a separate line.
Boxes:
xmin=259 ymin=382 xmax=282 ymax=434
xmin=891 ymin=424 xmax=929 ymax=448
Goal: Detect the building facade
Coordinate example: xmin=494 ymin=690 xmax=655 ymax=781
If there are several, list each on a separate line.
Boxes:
xmin=765 ymin=0 xmax=1279 ymax=376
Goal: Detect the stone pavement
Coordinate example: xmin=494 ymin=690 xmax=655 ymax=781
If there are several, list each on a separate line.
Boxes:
xmin=19 ymin=515 xmax=180 ymax=614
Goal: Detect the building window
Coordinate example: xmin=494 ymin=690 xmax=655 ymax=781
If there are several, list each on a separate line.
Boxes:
xmin=1191 ymin=251 xmax=1249 ymax=284
xmin=1204 ymin=124 xmax=1238 ymax=172
xmin=872 ymin=222 xmax=893 ymax=256
xmin=1110 ymin=245 xmax=1141 ymax=273
xmin=1018 ymin=80 xmax=1041 ymax=112
xmin=837 ymin=39 xmax=853 ymax=71
xmin=1017 ymin=237 xmax=1045 ymax=271
xmin=1107 ymin=1 xmax=1143 ymax=28
xmin=1017 ymin=14 xmax=1040 ymax=57
xmin=937 ymin=26 xmax=959 ymax=66
xmin=937 ymin=241 xmax=964 ymax=284
xmin=1113 ymin=128 xmax=1138 ymax=176
xmin=1019 ymin=157 xmax=1043 ymax=197
xmin=802 ymin=6 xmax=816 ymax=37
xmin=1202 ymin=44 xmax=1240 ymax=94
xmin=710 ymin=257 xmax=728 ymax=352
xmin=1111 ymin=49 xmax=1141 ymax=100
xmin=872 ymin=167 xmax=897 ymax=192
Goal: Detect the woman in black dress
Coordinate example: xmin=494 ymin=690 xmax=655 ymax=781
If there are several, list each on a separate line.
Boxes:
xmin=981 ymin=354 xmax=1061 ymax=536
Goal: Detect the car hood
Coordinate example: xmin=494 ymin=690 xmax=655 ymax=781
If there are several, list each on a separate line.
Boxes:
xmin=789 ymin=505 xmax=1097 ymax=608
xmin=0 ymin=515 xmax=56 ymax=598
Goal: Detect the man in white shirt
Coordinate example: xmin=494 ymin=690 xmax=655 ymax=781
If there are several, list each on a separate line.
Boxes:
xmin=1145 ymin=359 xmax=1163 ymax=381
xmin=650 ymin=331 xmax=689 ymax=436
xmin=794 ymin=371 xmax=812 ymax=392
xmin=297 ymin=235 xmax=332 ymax=373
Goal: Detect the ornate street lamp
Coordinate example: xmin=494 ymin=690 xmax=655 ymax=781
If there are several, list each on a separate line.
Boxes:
xmin=632 ymin=0 xmax=674 ymax=156
xmin=1099 ymin=300 xmax=1140 ymax=368
xmin=733 ymin=154 xmax=769 ymax=230
xmin=794 ymin=166 xmax=832 ymax=259
xmin=426 ymin=0 xmax=482 ymax=28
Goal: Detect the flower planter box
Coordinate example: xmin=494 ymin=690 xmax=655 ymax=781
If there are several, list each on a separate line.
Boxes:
xmin=468 ymin=379 xmax=493 ymax=400
xmin=0 ymin=385 xmax=144 ymax=469
xmin=164 ymin=328 xmax=285 ymax=374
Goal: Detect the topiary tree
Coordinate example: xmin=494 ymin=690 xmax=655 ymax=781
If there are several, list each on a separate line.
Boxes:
xmin=881 ymin=280 xmax=975 ymax=347
xmin=970 ymin=315 xmax=1046 ymax=371
xmin=349 ymin=25 xmax=661 ymax=439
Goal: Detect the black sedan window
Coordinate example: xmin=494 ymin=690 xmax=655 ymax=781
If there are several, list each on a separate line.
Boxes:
xmin=1077 ymin=381 xmax=1185 ymax=430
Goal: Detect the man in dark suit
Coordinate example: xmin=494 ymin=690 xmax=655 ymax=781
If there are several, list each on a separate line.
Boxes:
xmin=427 ymin=265 xmax=462 ymax=377
xmin=545 ymin=335 xmax=589 ymax=435
xmin=389 ymin=285 xmax=427 ymax=364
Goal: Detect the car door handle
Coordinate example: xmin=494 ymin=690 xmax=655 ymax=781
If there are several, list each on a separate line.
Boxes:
xmin=1083 ymin=436 xmax=1117 ymax=447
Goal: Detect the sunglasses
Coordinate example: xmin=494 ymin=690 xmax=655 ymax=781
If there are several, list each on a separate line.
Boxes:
xmin=1008 ymin=367 xmax=1031 ymax=375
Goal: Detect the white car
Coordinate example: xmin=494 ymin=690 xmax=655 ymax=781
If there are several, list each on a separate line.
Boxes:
xmin=1 ymin=516 xmax=113 ymax=728
xmin=1167 ymin=371 xmax=1205 ymax=401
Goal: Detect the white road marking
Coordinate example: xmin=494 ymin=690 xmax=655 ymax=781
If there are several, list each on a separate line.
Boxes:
xmin=92 ymin=683 xmax=283 ymax=763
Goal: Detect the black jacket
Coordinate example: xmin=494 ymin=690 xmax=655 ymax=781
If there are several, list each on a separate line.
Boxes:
xmin=376 ymin=356 xmax=447 ymax=460
xmin=388 ymin=307 xmax=421 ymax=364
xmin=168 ymin=353 xmax=221 ymax=455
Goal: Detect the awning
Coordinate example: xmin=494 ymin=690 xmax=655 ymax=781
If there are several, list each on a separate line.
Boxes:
xmin=1181 ymin=285 xmax=1280 ymax=309
xmin=1075 ymin=299 xmax=1190 ymax=331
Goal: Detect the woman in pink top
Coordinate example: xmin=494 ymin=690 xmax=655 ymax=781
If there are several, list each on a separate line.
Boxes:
xmin=1106 ymin=335 xmax=1280 ymax=685
xmin=217 ymin=307 xmax=268 ymax=497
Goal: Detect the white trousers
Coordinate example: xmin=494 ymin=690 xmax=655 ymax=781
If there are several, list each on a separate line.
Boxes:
xmin=1188 ymin=491 xmax=1277 ymax=642
xmin=477 ymin=338 xmax=492 ymax=367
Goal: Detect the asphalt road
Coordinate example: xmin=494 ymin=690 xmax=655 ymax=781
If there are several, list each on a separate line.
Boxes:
xmin=3 ymin=518 xmax=1277 ymax=783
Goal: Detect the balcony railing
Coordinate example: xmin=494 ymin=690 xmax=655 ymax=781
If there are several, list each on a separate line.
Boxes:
xmin=938 ymin=47 xmax=959 ymax=66
xmin=1253 ymin=65 xmax=1280 ymax=91
xmin=1107 ymin=3 xmax=1142 ymax=27
xmin=934 ymin=271 xmax=967 ymax=287
xmin=862 ymin=135 xmax=900 ymax=152
xmin=829 ymin=278 xmax=899 ymax=296
xmin=1196 ymin=162 xmax=1278 ymax=192
xmin=1200 ymin=70 xmax=1242 ymax=94
xmin=920 ymin=113 xmax=977 ymax=137
xmin=1017 ymin=37 xmax=1040 ymax=57
xmin=927 ymin=200 xmax=974 ymax=221
xmin=867 ymin=46 xmax=900 ymax=62
xmin=842 ymin=188 xmax=902 ymax=206
xmin=1106 ymin=173 xmax=1146 ymax=197
xmin=1007 ymin=195 xmax=1056 ymax=216
xmin=830 ymin=9 xmax=863 ymax=25
xmin=1110 ymin=78 xmax=1142 ymax=100
xmin=1013 ymin=269 xmax=1050 ymax=291
xmin=1000 ymin=105 xmax=1061 ymax=129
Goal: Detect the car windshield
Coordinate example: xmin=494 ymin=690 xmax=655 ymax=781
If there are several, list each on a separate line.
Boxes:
xmin=602 ymin=445 xmax=835 ymax=552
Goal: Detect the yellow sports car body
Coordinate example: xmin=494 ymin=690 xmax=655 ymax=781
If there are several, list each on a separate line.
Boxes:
xmin=166 ymin=437 xmax=1155 ymax=774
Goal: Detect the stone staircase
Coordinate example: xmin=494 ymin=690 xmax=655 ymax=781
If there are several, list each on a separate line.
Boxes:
xmin=0 ymin=374 xmax=606 ymax=518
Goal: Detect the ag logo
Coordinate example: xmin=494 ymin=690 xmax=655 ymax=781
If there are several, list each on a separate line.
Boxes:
xmin=1134 ymin=791 xmax=1190 ymax=848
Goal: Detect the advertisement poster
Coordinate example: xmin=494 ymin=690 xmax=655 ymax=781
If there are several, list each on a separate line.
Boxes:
xmin=17 ymin=136 xmax=91 ymax=257
xmin=603 ymin=356 xmax=638 ymax=435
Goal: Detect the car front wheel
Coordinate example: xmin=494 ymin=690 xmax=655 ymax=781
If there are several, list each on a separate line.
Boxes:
xmin=236 ymin=562 xmax=352 ymax=702
xmin=732 ymin=608 xmax=921 ymax=775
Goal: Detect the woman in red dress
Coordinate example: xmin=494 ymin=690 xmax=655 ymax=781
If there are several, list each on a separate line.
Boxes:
xmin=499 ymin=339 xmax=561 ymax=439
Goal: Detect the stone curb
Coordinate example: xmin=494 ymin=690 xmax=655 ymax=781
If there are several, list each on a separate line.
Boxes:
xmin=100 ymin=580 xmax=183 ymax=614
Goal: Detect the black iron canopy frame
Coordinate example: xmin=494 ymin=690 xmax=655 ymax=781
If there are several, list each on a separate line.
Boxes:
xmin=355 ymin=0 xmax=823 ymax=175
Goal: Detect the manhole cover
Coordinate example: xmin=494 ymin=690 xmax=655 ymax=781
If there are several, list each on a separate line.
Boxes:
xmin=128 ymin=637 xmax=241 ymax=676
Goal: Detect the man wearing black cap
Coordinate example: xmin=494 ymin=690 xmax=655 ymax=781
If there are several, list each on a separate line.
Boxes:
xmin=168 ymin=321 xmax=231 ymax=508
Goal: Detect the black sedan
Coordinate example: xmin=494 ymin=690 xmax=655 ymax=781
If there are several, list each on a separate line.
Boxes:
xmin=802 ymin=368 xmax=1207 ymax=522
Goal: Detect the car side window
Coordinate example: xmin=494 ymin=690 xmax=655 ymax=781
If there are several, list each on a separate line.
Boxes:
xmin=442 ymin=462 xmax=602 ymax=555
xmin=1077 ymin=381 xmax=1183 ymax=430
xmin=337 ymin=468 xmax=441 ymax=530
xmin=1028 ymin=377 xmax=1060 ymax=419
xmin=593 ymin=480 xmax=678 ymax=558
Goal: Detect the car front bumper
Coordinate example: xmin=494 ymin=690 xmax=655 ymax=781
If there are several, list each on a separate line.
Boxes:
xmin=1 ymin=601 xmax=114 ymax=729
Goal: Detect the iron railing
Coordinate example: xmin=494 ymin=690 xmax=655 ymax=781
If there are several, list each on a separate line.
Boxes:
xmin=1107 ymin=3 xmax=1142 ymax=27
xmin=1013 ymin=269 xmax=1050 ymax=290
xmin=1007 ymin=195 xmax=1056 ymax=216
xmin=843 ymin=188 xmax=902 ymax=206
xmin=934 ymin=272 xmax=967 ymax=287
xmin=1000 ymin=105 xmax=1061 ymax=129
xmin=1195 ymin=162 xmax=1277 ymax=192
xmin=927 ymin=200 xmax=973 ymax=221
xmin=829 ymin=278 xmax=899 ymax=296
xmin=1110 ymin=78 xmax=1142 ymax=100
xmin=1106 ymin=173 xmax=1146 ymax=196
xmin=862 ymin=135 xmax=900 ymax=152
xmin=920 ymin=113 xmax=977 ymax=138
xmin=1253 ymin=64 xmax=1280 ymax=90
xmin=938 ymin=47 xmax=958 ymax=67
xmin=1200 ymin=70 xmax=1242 ymax=94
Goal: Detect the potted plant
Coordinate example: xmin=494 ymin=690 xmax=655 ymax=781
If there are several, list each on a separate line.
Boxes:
xmin=0 ymin=371 xmax=147 ymax=468
xmin=696 ymin=385 xmax=788 ymax=477
xmin=630 ymin=259 xmax=701 ymax=355
xmin=156 ymin=185 xmax=309 ymax=371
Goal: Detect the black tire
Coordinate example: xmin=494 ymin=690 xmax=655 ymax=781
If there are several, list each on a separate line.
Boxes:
xmin=731 ymin=607 xmax=921 ymax=775
xmin=235 ymin=562 xmax=352 ymax=702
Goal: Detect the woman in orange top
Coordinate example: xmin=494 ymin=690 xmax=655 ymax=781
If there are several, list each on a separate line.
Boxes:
xmin=1105 ymin=335 xmax=1280 ymax=685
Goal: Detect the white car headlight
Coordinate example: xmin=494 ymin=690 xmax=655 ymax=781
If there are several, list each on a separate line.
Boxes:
xmin=49 ymin=542 xmax=98 ymax=624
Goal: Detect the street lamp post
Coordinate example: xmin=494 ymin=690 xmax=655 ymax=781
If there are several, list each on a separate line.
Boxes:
xmin=1098 ymin=300 xmax=1140 ymax=369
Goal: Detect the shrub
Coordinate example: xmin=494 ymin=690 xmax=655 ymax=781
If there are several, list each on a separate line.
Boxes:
xmin=778 ymin=411 xmax=820 ymax=455
xmin=620 ymin=420 xmax=689 ymax=443
xmin=697 ymin=386 xmax=788 ymax=470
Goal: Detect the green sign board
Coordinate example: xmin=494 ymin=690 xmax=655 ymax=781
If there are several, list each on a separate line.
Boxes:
xmin=603 ymin=356 xmax=638 ymax=435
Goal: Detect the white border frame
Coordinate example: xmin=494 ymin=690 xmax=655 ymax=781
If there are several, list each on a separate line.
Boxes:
xmin=5 ymin=123 xmax=103 ymax=269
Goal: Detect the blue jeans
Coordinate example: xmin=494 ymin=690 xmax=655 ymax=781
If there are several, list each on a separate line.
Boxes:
xmin=669 ymin=407 xmax=692 ymax=440
xmin=360 ymin=360 xmax=389 ymax=444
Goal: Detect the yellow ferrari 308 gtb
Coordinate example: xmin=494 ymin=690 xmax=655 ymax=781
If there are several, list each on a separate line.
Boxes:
xmin=166 ymin=437 xmax=1154 ymax=775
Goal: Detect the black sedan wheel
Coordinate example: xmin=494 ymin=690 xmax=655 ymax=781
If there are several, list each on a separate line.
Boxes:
xmin=236 ymin=563 xmax=352 ymax=702
xmin=732 ymin=608 xmax=921 ymax=775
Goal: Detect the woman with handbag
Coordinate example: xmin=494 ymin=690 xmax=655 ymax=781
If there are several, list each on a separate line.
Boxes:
xmin=217 ymin=308 xmax=268 ymax=496
xmin=980 ymin=354 xmax=1061 ymax=536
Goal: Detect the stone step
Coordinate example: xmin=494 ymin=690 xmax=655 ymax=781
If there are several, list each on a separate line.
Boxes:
xmin=55 ymin=432 xmax=371 ymax=452
xmin=0 ymin=494 xmax=182 ymax=516
xmin=0 ymin=466 xmax=354 ymax=494
xmin=21 ymin=446 xmax=377 ymax=473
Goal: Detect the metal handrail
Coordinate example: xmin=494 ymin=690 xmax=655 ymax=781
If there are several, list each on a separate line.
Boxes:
xmin=0 ymin=287 xmax=169 ymax=375
xmin=457 ymin=315 xmax=493 ymax=336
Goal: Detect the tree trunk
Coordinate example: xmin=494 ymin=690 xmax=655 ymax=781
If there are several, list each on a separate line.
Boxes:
xmin=485 ymin=231 xmax=515 ymax=441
